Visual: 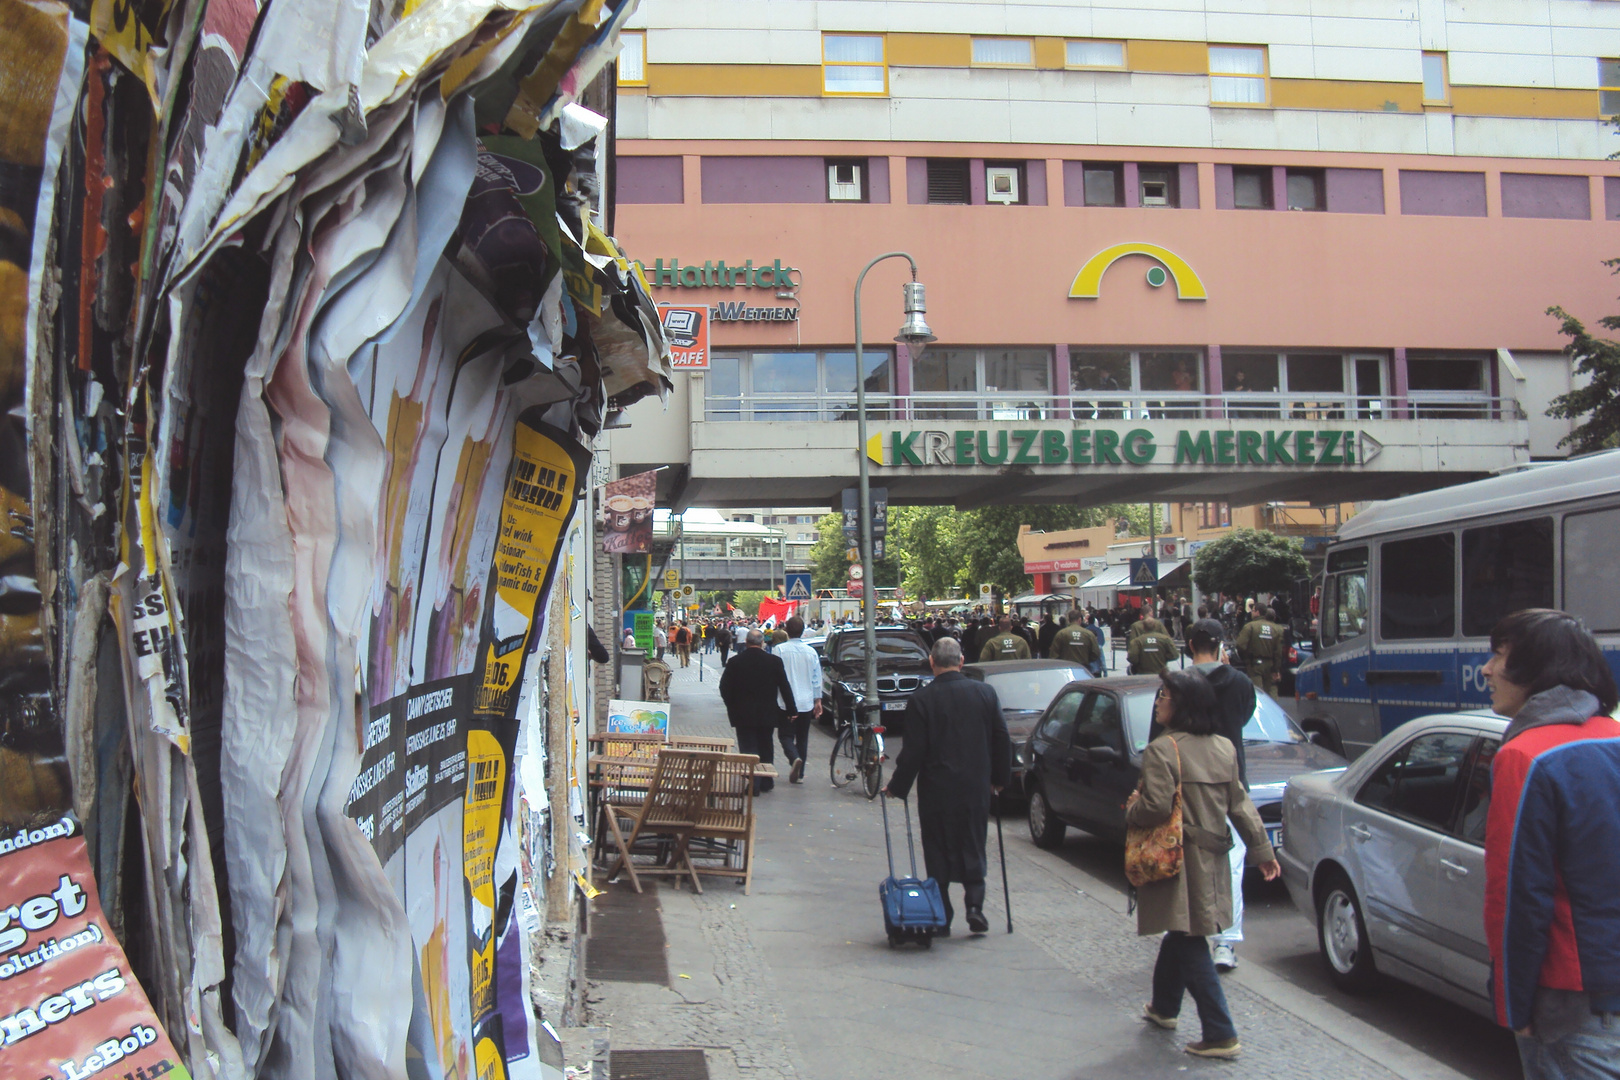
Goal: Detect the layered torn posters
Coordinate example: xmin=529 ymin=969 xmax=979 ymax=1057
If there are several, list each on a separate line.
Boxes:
xmin=0 ymin=1 xmax=670 ymax=1077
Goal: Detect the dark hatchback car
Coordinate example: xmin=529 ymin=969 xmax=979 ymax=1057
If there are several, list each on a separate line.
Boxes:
xmin=1023 ymin=674 xmax=1347 ymax=851
xmin=820 ymin=625 xmax=934 ymax=732
xmin=961 ymin=660 xmax=1092 ymax=793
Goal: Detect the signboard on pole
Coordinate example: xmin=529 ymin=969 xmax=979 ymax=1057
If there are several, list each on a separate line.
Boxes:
xmin=838 ymin=487 xmax=887 ymax=544
xmin=785 ymin=572 xmax=811 ymax=601
xmin=1129 ymin=557 xmax=1160 ymax=586
xmin=662 ymin=569 xmax=680 ymax=590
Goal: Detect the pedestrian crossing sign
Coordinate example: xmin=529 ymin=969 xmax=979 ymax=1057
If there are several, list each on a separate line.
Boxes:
xmin=1129 ymin=557 xmax=1159 ymax=586
xmin=785 ymin=573 xmax=812 ymax=601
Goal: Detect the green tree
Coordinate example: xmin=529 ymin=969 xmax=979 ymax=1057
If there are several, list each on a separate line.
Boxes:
xmin=805 ymin=510 xmax=898 ymax=590
xmin=949 ymin=504 xmax=1119 ymax=597
xmin=888 ymin=505 xmax=958 ymax=599
xmin=1192 ymin=528 xmax=1308 ymax=598
xmin=731 ymin=589 xmax=773 ymax=616
xmin=1547 ymin=275 xmax=1620 ymax=454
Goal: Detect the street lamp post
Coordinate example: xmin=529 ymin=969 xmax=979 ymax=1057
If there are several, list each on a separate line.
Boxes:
xmin=854 ymin=253 xmax=936 ymax=721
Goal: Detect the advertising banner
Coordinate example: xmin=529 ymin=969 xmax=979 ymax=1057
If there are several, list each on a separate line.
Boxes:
xmin=599 ymin=470 xmax=657 ymax=555
xmin=606 ymin=700 xmax=670 ymax=736
xmin=0 ymin=817 xmax=190 ymax=1080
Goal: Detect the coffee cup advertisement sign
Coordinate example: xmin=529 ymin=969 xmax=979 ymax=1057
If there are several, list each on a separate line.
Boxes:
xmin=600 ymin=470 xmax=657 ymax=554
xmin=0 ymin=817 xmax=191 ymax=1080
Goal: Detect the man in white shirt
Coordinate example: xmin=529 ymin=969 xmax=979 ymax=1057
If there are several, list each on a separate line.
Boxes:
xmin=773 ymin=616 xmax=823 ymax=784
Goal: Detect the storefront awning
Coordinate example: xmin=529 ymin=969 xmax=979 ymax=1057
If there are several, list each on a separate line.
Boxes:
xmin=1079 ymin=566 xmax=1133 ymax=589
xmin=1010 ymin=592 xmax=1070 ymax=605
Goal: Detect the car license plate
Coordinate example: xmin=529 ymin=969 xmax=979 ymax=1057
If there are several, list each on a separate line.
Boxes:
xmin=882 ymin=701 xmax=906 ymax=711
xmin=1266 ymin=826 xmax=1283 ymax=850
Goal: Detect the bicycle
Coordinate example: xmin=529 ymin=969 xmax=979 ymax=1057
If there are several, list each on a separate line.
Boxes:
xmin=829 ymin=697 xmax=886 ymax=799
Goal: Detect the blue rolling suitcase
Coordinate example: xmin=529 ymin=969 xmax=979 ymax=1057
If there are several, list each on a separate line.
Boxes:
xmin=879 ymin=793 xmax=947 ymax=948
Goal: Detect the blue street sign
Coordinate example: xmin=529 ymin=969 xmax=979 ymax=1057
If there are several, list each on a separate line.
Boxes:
xmin=785 ymin=572 xmax=812 ymax=601
xmin=1129 ymin=557 xmax=1160 ymax=587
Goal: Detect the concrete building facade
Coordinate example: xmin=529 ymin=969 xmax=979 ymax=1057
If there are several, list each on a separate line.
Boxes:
xmin=606 ymin=1 xmax=1616 ymax=510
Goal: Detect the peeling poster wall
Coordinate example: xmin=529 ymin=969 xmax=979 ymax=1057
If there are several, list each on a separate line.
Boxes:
xmin=3 ymin=0 xmax=672 ymax=1077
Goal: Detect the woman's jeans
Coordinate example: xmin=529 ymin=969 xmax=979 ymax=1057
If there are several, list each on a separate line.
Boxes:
xmin=1152 ymin=932 xmax=1238 ymax=1043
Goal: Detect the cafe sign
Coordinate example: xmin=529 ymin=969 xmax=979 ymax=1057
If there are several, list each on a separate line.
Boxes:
xmin=867 ymin=426 xmax=1383 ymax=468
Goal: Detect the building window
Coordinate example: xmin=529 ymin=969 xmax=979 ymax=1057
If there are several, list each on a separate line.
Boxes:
xmin=1209 ymin=45 xmax=1267 ymax=105
xmin=1195 ymin=502 xmax=1230 ymax=530
xmin=705 ymin=350 xmax=893 ymax=422
xmin=926 ymin=159 xmax=970 ymax=204
xmin=823 ymin=34 xmax=886 ymax=95
xmin=985 ymin=161 xmax=1026 ymax=205
xmin=913 ymin=348 xmax=1054 ymax=420
xmin=1067 ymin=39 xmax=1125 ymax=69
xmin=1232 ymin=166 xmax=1272 ymax=209
xmin=1082 ymin=162 xmax=1123 ymax=206
xmin=1069 ymin=349 xmax=1204 ymax=419
xmin=971 ymin=37 xmax=1033 ymax=66
xmin=826 ymin=158 xmax=867 ymax=202
xmin=617 ymin=31 xmax=646 ymax=86
xmin=1422 ymin=51 xmax=1449 ymax=104
xmin=1286 ymin=168 xmax=1323 ymax=211
xmin=1139 ymin=165 xmax=1179 ymax=207
xmin=1602 ymin=59 xmax=1620 ymax=115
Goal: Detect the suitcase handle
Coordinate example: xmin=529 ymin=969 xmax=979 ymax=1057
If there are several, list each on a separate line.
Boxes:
xmin=880 ymin=792 xmax=921 ymax=879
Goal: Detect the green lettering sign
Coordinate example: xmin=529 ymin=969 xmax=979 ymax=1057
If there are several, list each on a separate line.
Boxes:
xmin=1093 ymin=429 xmax=1122 ymax=464
xmin=1072 ymin=429 xmax=1092 ymax=464
xmin=978 ymin=430 xmax=1009 ymax=464
xmin=892 ymin=430 xmax=922 ymax=466
xmin=954 ymin=430 xmax=976 ymax=464
xmin=1215 ymin=429 xmax=1236 ymax=465
xmin=875 ymin=427 xmax=1368 ymax=469
xmin=1122 ymin=428 xmax=1156 ymax=464
xmin=1237 ymin=429 xmax=1264 ymax=465
xmin=1175 ymin=430 xmax=1213 ymax=464
xmin=1041 ymin=429 xmax=1067 ymax=464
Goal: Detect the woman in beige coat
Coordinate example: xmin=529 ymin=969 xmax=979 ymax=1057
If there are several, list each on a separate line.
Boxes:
xmin=1126 ymin=668 xmax=1280 ymax=1059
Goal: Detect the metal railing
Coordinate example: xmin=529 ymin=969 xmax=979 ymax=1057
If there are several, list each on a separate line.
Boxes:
xmin=701 ymin=390 xmax=1521 ymax=422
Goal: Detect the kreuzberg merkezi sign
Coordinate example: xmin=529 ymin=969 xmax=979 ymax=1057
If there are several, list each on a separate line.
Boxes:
xmin=868 ymin=426 xmax=1383 ymax=467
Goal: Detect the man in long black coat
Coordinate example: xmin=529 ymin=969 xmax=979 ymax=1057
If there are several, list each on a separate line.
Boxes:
xmin=718 ymin=629 xmax=795 ymax=792
xmin=885 ymin=636 xmax=1012 ymax=936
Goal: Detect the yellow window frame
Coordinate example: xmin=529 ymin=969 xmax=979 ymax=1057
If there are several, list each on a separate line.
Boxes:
xmin=1208 ymin=44 xmax=1270 ymax=107
xmin=970 ymin=36 xmax=1036 ymax=68
xmin=1065 ymin=38 xmax=1127 ymax=71
xmin=1601 ymin=58 xmax=1620 ymax=116
xmin=616 ymin=30 xmax=646 ymax=87
xmin=822 ymin=33 xmax=889 ymax=96
xmin=1422 ymin=51 xmax=1450 ymax=106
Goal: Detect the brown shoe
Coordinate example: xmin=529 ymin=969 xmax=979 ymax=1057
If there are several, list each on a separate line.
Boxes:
xmin=1184 ymin=1038 xmax=1241 ymax=1059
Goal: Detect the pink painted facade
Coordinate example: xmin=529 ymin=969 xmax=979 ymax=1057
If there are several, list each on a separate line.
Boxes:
xmin=616 ymin=142 xmax=1619 ymax=355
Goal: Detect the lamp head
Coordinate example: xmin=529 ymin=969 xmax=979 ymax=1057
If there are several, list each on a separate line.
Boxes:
xmin=895 ymin=280 xmax=936 ymax=347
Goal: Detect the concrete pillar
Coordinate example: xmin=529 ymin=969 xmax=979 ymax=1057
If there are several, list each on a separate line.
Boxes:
xmin=1392 ymin=347 xmax=1410 ymax=420
xmin=1207 ymin=345 xmax=1224 ymax=418
xmin=1054 ymin=344 xmax=1072 ymax=419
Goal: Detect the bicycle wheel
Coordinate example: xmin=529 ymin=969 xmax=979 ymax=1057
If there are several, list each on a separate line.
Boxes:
xmin=828 ymin=725 xmax=857 ymax=788
xmin=860 ymin=731 xmax=885 ymax=799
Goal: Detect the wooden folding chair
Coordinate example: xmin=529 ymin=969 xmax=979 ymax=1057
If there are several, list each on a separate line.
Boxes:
xmin=589 ymin=733 xmax=666 ymax=867
xmin=686 ymin=753 xmax=759 ymax=894
xmin=603 ymin=749 xmax=715 ymax=893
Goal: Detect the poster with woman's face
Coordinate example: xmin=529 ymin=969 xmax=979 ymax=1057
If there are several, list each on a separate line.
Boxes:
xmin=599 ymin=470 xmax=656 ymax=554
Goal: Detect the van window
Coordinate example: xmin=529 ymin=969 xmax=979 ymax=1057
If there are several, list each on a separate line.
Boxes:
xmin=1320 ymin=546 xmax=1368 ymax=647
xmin=1381 ymin=534 xmax=1455 ymax=639
xmin=1564 ymin=507 xmax=1620 ymax=633
xmin=1461 ymin=518 xmax=1553 ymax=636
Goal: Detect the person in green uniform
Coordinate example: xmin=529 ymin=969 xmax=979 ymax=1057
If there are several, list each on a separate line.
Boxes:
xmin=979 ymin=614 xmax=1033 ymax=662
xmin=1049 ymin=610 xmax=1101 ymax=674
xmin=1128 ymin=618 xmax=1176 ymax=675
xmin=1234 ymin=607 xmax=1288 ymax=698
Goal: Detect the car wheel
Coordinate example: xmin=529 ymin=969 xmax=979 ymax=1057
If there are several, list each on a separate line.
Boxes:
xmin=1027 ymin=782 xmax=1066 ymax=849
xmin=1316 ymin=871 xmax=1378 ymax=993
xmin=1302 ymin=722 xmax=1343 ymax=757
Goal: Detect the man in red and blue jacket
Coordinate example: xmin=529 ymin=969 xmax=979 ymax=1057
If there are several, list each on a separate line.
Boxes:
xmin=1482 ymin=609 xmax=1620 ymax=1080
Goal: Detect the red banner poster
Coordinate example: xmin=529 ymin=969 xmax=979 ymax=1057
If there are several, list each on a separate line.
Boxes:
xmin=0 ymin=817 xmax=190 ymax=1080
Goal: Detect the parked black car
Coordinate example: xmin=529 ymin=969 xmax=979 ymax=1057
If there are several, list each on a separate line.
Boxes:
xmin=819 ymin=625 xmax=934 ymax=733
xmin=1023 ymin=675 xmax=1346 ymax=849
xmin=961 ymin=660 xmax=1091 ymax=795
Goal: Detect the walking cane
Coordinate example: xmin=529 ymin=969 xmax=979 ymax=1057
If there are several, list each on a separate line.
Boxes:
xmin=995 ymin=801 xmax=1013 ymax=934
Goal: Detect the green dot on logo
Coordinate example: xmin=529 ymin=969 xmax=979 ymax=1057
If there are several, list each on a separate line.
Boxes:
xmin=1145 ymin=265 xmax=1167 ymax=288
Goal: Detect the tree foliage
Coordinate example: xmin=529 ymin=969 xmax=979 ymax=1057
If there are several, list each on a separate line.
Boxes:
xmin=731 ymin=589 xmax=773 ymax=616
xmin=888 ymin=506 xmax=958 ymax=599
xmin=1192 ymin=528 xmax=1309 ymax=598
xmin=1547 ymin=271 xmax=1620 ymax=454
xmin=805 ymin=510 xmax=898 ymax=591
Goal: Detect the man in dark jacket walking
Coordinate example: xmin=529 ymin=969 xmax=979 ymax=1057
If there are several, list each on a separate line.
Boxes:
xmin=719 ymin=630 xmax=796 ymax=793
xmin=884 ymin=637 xmax=1012 ymax=936
xmin=1481 ymin=609 xmax=1620 ymax=1079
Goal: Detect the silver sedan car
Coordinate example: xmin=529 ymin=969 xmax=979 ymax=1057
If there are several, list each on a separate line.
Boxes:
xmin=1279 ymin=710 xmax=1506 ymax=1018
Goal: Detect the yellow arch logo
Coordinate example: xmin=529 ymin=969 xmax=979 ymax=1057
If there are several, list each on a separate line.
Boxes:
xmin=1068 ymin=243 xmax=1207 ymax=301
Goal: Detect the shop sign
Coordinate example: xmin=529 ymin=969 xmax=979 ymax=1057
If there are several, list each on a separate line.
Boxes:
xmin=868 ymin=427 xmax=1383 ymax=468
xmin=713 ymin=301 xmax=798 ymax=322
xmin=657 ymin=305 xmax=708 ymax=369
xmin=638 ymin=258 xmax=799 ymax=289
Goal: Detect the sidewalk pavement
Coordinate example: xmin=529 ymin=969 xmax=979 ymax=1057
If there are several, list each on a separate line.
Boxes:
xmin=587 ymin=651 xmax=1414 ymax=1080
